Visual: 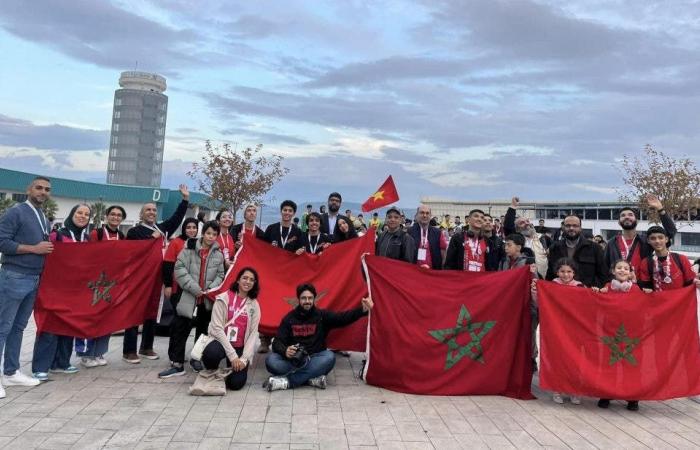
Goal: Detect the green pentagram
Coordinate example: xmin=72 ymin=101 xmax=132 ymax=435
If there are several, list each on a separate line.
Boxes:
xmin=428 ymin=305 xmax=496 ymax=370
xmin=600 ymin=324 xmax=640 ymax=366
xmin=87 ymin=271 xmax=116 ymax=306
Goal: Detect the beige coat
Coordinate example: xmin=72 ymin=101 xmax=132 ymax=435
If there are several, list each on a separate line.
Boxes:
xmin=208 ymin=292 xmax=260 ymax=364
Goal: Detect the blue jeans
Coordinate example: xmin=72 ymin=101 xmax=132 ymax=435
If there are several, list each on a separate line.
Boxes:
xmin=0 ymin=269 xmax=40 ymax=376
xmin=265 ymin=349 xmax=336 ymax=388
xmin=76 ymin=335 xmax=110 ymax=358
xmin=32 ymin=332 xmax=73 ymax=373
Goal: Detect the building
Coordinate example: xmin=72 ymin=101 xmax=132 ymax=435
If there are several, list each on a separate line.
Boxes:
xmin=421 ymin=197 xmax=700 ymax=259
xmin=106 ymin=71 xmax=168 ymax=187
xmin=0 ymin=168 xmax=213 ymax=234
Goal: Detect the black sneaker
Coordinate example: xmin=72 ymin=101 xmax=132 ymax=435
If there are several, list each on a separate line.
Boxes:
xmin=189 ymin=359 xmax=203 ymax=372
xmin=158 ymin=365 xmax=184 ymax=379
xmin=626 ymin=401 xmax=639 ymax=411
xmin=597 ymin=399 xmax=610 ymax=409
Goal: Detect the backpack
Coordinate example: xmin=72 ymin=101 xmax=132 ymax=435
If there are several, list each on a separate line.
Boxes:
xmin=645 ymin=252 xmax=690 ymax=287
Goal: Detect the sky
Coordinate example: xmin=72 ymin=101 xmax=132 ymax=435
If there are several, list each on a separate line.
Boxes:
xmin=1 ymin=0 xmax=699 ymax=206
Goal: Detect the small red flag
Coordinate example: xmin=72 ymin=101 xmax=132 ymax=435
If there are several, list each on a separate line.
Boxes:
xmin=361 ymin=175 xmax=399 ymax=212
xmin=539 ymin=282 xmax=700 ymax=400
xmin=34 ymin=239 xmax=163 ymax=338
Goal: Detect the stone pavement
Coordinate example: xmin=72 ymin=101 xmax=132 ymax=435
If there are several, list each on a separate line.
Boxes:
xmin=2 ymin=321 xmax=700 ymax=449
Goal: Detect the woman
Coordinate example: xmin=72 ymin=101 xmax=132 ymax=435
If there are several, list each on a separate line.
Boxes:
xmin=297 ymin=212 xmax=332 ymax=255
xmin=159 ymin=221 xmax=225 ymax=378
xmin=332 ymin=216 xmax=358 ymax=243
xmin=199 ymin=267 xmax=260 ymax=390
xmin=32 ymin=204 xmax=91 ymax=380
xmin=90 ymin=205 xmax=126 ymax=241
xmin=215 ymin=209 xmax=235 ymax=268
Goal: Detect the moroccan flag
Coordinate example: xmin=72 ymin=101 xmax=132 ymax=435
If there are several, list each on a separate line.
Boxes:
xmin=34 ymin=239 xmax=163 ymax=338
xmin=361 ymin=175 xmax=399 ymax=212
xmin=538 ymin=282 xmax=700 ymax=400
xmin=210 ymin=230 xmax=375 ymax=351
xmin=363 ymin=256 xmax=534 ymax=399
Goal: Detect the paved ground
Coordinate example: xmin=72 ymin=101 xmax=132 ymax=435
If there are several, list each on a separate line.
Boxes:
xmin=2 ymin=320 xmax=700 ymax=449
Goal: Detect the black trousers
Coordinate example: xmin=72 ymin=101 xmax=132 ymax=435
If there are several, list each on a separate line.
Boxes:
xmin=167 ymin=295 xmax=211 ymax=364
xmin=202 ymin=340 xmax=247 ymax=390
xmin=123 ymin=320 xmax=155 ymax=354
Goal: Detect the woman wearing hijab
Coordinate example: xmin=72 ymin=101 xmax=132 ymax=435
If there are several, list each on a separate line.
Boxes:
xmin=332 ymin=216 xmax=358 ymax=243
xmin=32 ymin=204 xmax=91 ymax=381
xmin=297 ymin=212 xmax=332 ymax=255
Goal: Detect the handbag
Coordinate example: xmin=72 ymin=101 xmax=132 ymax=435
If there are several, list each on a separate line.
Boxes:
xmin=190 ymin=334 xmax=213 ymax=361
xmin=188 ymin=369 xmax=230 ymax=396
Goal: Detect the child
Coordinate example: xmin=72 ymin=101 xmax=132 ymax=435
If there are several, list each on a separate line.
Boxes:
xmin=594 ymin=259 xmax=642 ymax=411
xmin=637 ymin=226 xmax=699 ymax=292
xmin=532 ymin=257 xmax=583 ymax=405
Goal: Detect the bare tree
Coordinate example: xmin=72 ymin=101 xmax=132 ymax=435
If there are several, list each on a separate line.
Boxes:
xmin=618 ymin=145 xmax=700 ymax=221
xmin=188 ymin=141 xmax=289 ymax=223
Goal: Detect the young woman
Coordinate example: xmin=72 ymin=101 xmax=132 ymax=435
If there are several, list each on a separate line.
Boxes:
xmin=215 ymin=209 xmax=235 ymax=268
xmin=297 ymin=212 xmax=332 ymax=255
xmin=332 ymin=216 xmax=357 ymax=243
xmin=158 ymin=221 xmax=225 ymax=378
xmin=197 ymin=267 xmax=261 ymax=390
xmin=32 ymin=204 xmax=91 ymax=380
xmin=90 ymin=205 xmax=126 ymax=241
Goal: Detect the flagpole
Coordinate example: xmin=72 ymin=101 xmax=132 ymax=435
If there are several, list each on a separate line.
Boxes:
xmin=360 ymin=252 xmax=373 ymax=381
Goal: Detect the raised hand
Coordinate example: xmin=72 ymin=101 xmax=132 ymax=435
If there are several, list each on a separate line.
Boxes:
xmin=645 ymin=193 xmax=663 ymax=211
xmin=179 ymin=184 xmax=190 ymax=200
xmin=511 ymin=196 xmax=520 ymax=208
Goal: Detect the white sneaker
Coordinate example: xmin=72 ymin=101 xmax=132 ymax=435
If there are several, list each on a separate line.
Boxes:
xmin=264 ymin=376 xmax=289 ymax=392
xmin=570 ymin=395 xmax=581 ymax=405
xmin=2 ymin=371 xmax=41 ymax=387
xmin=96 ymin=356 xmax=108 ymax=366
xmin=81 ymin=357 xmax=100 ymax=368
xmin=0 ymin=384 xmax=5 ymax=399
xmin=552 ymin=392 xmax=564 ymax=404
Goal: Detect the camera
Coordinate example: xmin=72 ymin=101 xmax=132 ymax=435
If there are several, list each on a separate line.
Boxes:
xmin=290 ymin=344 xmax=309 ymax=366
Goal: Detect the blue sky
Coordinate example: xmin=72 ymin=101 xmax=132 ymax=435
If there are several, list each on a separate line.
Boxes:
xmin=1 ymin=0 xmax=699 ymax=205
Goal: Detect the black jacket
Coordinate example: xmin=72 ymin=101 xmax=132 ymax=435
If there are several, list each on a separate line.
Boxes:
xmin=546 ymin=237 xmax=607 ymax=287
xmin=126 ymin=200 xmax=189 ymax=241
xmin=375 ymin=229 xmax=416 ymax=263
xmin=230 ymin=223 xmax=265 ymax=242
xmin=408 ymin=223 xmax=443 ymax=269
xmin=272 ymin=305 xmax=367 ymax=356
xmin=321 ymin=213 xmax=350 ymax=240
xmin=444 ymin=232 xmax=501 ymax=271
xmin=264 ymin=222 xmax=303 ymax=252
xmin=603 ymin=212 xmax=676 ymax=274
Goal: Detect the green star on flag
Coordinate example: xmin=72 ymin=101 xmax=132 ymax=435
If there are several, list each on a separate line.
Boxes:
xmin=600 ymin=323 xmax=640 ymax=366
xmin=428 ymin=304 xmax=496 ymax=370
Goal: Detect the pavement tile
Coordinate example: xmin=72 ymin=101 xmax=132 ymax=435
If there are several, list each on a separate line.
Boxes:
xmin=232 ymin=421 xmax=264 ymax=443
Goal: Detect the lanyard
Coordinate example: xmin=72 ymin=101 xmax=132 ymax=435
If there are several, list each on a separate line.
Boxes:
xmin=280 ymin=224 xmax=291 ymax=248
xmin=25 ymin=201 xmax=48 ymax=238
xmin=218 ymin=233 xmax=232 ymax=251
xmin=143 ymin=223 xmax=167 ymax=246
xmin=466 ymin=236 xmax=482 ymax=258
xmin=68 ymin=229 xmax=88 ymax=242
xmin=308 ymin=234 xmax=319 ymax=253
xmin=652 ymin=254 xmax=673 ymax=289
xmin=420 ymin=226 xmax=429 ymax=248
xmin=103 ymin=226 xmax=119 ymax=240
xmin=619 ymin=235 xmax=637 ymax=261
xmin=226 ymin=293 xmax=248 ymax=327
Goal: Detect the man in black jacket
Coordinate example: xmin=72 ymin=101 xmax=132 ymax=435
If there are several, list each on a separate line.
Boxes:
xmin=264 ymin=283 xmax=373 ymax=391
xmin=320 ymin=192 xmax=350 ymax=240
xmin=231 ymin=203 xmax=265 ymax=249
xmin=123 ymin=184 xmax=190 ymax=364
xmin=375 ymin=207 xmax=416 ymax=263
xmin=546 ymin=215 xmax=606 ymax=287
xmin=444 ymin=209 xmax=500 ymax=271
xmin=408 ymin=205 xmax=444 ymax=269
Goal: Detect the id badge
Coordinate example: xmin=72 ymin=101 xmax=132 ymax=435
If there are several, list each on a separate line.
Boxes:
xmin=417 ymin=248 xmax=427 ymax=261
xmin=468 ymin=261 xmax=482 ymax=272
xmin=224 ymin=248 xmax=230 ymax=260
xmin=228 ymin=326 xmax=239 ymax=342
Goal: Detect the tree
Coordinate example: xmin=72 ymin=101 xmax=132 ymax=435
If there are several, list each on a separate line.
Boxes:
xmin=42 ymin=198 xmax=59 ymax=221
xmin=618 ymin=145 xmax=700 ymax=221
xmin=188 ymin=141 xmax=289 ymax=223
xmin=0 ymin=198 xmax=16 ymax=216
xmin=90 ymin=201 xmax=107 ymax=228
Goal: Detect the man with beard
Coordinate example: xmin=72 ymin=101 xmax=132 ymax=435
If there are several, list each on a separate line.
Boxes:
xmin=504 ymin=197 xmax=549 ymax=278
xmin=604 ymin=195 xmax=676 ymax=281
xmin=320 ymin=192 xmax=350 ymax=241
xmin=444 ymin=209 xmax=494 ymax=271
xmin=546 ymin=215 xmax=606 ymax=287
xmin=408 ymin=205 xmax=445 ymax=269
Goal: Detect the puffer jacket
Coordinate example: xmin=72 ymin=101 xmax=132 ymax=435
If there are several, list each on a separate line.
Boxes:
xmin=174 ymin=238 xmax=225 ymax=318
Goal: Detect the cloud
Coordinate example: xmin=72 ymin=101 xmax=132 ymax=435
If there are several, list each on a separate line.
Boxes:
xmin=0 ymin=114 xmax=108 ymax=150
xmin=220 ymin=127 xmax=309 ymax=146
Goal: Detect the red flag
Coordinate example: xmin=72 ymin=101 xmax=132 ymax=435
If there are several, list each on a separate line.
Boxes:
xmin=538 ymin=282 xmax=700 ymax=400
xmin=34 ymin=239 xmax=163 ymax=338
xmin=361 ymin=175 xmax=399 ymax=212
xmin=363 ymin=256 xmax=534 ymax=399
xmin=211 ymin=230 xmax=375 ymax=351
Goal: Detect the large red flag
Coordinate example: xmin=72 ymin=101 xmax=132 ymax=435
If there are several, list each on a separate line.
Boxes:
xmin=538 ymin=282 xmax=700 ymax=400
xmin=363 ymin=256 xmax=534 ymax=399
xmin=34 ymin=239 xmax=163 ymax=338
xmin=211 ymin=230 xmax=375 ymax=351
xmin=361 ymin=175 xmax=399 ymax=212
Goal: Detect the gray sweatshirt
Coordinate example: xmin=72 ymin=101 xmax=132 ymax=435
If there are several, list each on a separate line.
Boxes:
xmin=0 ymin=202 xmax=49 ymax=275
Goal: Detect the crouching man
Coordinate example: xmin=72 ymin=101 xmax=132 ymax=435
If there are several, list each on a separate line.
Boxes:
xmin=264 ymin=283 xmax=373 ymax=391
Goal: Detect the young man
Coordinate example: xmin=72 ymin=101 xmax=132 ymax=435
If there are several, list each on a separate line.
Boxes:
xmin=123 ymin=184 xmax=190 ymax=364
xmin=444 ymin=209 xmax=490 ymax=272
xmin=482 ymin=214 xmax=505 ymax=271
xmin=369 ymin=212 xmax=382 ymax=231
xmin=604 ymin=195 xmax=676 ymax=280
xmin=638 ymin=226 xmax=699 ymax=292
xmin=320 ymin=192 xmax=350 ymax=239
xmin=408 ymin=205 xmax=445 ymax=269
xmin=264 ymin=200 xmax=303 ymax=253
xmin=0 ymin=176 xmax=54 ymax=396
xmin=498 ymin=234 xmax=532 ymax=270
xmin=231 ymin=203 xmax=265 ymax=249
xmin=264 ymin=283 xmax=373 ymax=391
xmin=375 ymin=207 xmax=416 ymax=263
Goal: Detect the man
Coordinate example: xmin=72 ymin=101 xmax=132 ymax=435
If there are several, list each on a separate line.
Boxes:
xmin=375 ymin=207 xmax=416 ymax=263
xmin=345 ymin=209 xmax=354 ymax=222
xmin=453 ymin=216 xmax=462 ymax=229
xmin=369 ymin=212 xmax=382 ymax=231
xmin=482 ymin=214 xmax=505 ymax=271
xmin=440 ymin=214 xmax=453 ymax=230
xmin=408 ymin=205 xmax=445 ymax=269
xmin=320 ymin=192 xmax=350 ymax=239
xmin=264 ymin=283 xmax=373 ymax=391
xmin=444 ymin=209 xmax=493 ymax=271
xmin=604 ymin=195 xmax=676 ymax=280
xmin=535 ymin=219 xmax=548 ymax=234
xmin=123 ymin=184 xmax=190 ymax=364
xmin=503 ymin=197 xmax=549 ymax=278
xmin=231 ymin=203 xmax=265 ymax=249
xmin=638 ymin=226 xmax=699 ymax=292
xmin=546 ymin=215 xmax=607 ymax=287
xmin=0 ymin=177 xmax=54 ymax=396
xmin=301 ymin=204 xmax=313 ymax=233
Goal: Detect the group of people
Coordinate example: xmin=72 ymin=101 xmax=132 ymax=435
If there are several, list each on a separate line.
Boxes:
xmin=0 ymin=177 xmax=699 ymax=404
